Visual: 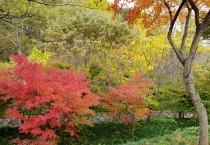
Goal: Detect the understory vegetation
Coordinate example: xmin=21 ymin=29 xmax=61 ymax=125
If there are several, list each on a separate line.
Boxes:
xmin=0 ymin=118 xmax=201 ymax=145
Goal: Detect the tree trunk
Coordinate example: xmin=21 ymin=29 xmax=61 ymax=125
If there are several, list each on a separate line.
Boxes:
xmin=17 ymin=31 xmax=22 ymax=54
xmin=183 ymin=68 xmax=208 ymax=145
xmin=178 ymin=110 xmax=185 ymax=119
xmin=131 ymin=124 xmax=135 ymax=141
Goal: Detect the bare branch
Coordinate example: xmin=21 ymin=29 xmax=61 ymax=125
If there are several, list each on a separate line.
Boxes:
xmin=170 ymin=0 xmax=187 ymax=31
xmin=188 ymin=0 xmax=200 ymax=29
xmin=189 ymin=10 xmax=210 ymax=59
xmin=0 ymin=31 xmax=16 ymax=40
xmin=163 ymin=0 xmax=173 ymax=23
xmin=180 ymin=6 xmax=192 ymax=51
xmin=1 ymin=13 xmax=26 ymax=19
xmin=0 ymin=11 xmax=10 ymax=19
xmin=10 ymin=39 xmax=17 ymax=46
xmin=163 ymin=0 xmax=186 ymax=65
xmin=28 ymin=0 xmax=97 ymax=9
xmin=0 ymin=18 xmax=52 ymax=42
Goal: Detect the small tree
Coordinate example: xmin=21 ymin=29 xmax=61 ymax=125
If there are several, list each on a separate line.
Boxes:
xmin=102 ymin=73 xmax=152 ymax=139
xmin=0 ymin=55 xmax=99 ymax=145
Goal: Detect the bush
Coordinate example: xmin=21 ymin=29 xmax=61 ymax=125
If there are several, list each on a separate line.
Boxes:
xmin=0 ymin=55 xmax=99 ymax=144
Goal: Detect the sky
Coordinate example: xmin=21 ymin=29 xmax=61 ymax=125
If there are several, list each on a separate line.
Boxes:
xmin=107 ymin=0 xmax=134 ymax=8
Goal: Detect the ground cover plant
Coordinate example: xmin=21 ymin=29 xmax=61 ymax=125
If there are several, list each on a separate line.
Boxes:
xmin=0 ymin=117 xmax=198 ymax=145
xmin=125 ymin=127 xmax=210 ymax=145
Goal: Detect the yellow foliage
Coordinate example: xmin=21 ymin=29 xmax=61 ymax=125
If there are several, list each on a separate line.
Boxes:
xmin=88 ymin=0 xmax=109 ymax=9
xmin=28 ymin=47 xmax=54 ymax=66
xmin=0 ymin=62 xmax=13 ymax=68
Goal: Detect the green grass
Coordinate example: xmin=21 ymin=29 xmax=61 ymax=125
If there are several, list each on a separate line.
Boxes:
xmin=125 ymin=127 xmax=210 ymax=145
xmin=58 ymin=117 xmax=198 ymax=145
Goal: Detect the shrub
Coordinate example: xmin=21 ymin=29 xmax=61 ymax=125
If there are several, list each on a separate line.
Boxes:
xmin=102 ymin=73 xmax=153 ymax=139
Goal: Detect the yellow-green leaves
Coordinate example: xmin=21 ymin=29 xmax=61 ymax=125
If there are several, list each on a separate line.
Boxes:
xmin=28 ymin=48 xmax=54 ymax=66
xmin=88 ymin=0 xmax=109 ymax=10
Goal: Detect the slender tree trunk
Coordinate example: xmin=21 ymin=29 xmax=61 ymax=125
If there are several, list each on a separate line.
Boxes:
xmin=17 ymin=18 xmax=25 ymax=55
xmin=178 ymin=110 xmax=185 ymax=119
xmin=183 ymin=66 xmax=208 ymax=145
xmin=131 ymin=124 xmax=135 ymax=140
xmin=17 ymin=31 xmax=22 ymax=54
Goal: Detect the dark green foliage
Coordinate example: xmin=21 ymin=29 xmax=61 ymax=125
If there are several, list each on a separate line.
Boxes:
xmin=0 ymin=127 xmax=20 ymax=145
xmin=203 ymin=22 xmax=210 ymax=40
xmin=90 ymin=105 xmax=108 ymax=113
xmin=134 ymin=118 xmax=197 ymax=140
xmin=0 ymin=97 xmax=12 ymax=118
xmin=0 ymin=101 xmax=8 ymax=118
xmin=196 ymin=84 xmax=210 ymax=117
xmin=50 ymin=61 xmax=71 ymax=70
xmin=152 ymin=69 xmax=210 ymax=119
xmin=89 ymin=65 xmax=102 ymax=80
xmin=58 ymin=122 xmax=132 ymax=145
xmin=0 ymin=126 xmax=36 ymax=145
xmin=153 ymin=83 xmax=194 ymax=112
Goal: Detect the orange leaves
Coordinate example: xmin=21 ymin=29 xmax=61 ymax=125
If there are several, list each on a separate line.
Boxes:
xmin=110 ymin=0 xmax=165 ymax=27
xmin=110 ymin=0 xmax=210 ymax=28
xmin=0 ymin=55 xmax=99 ymax=144
xmin=6 ymin=108 xmax=25 ymax=120
xmin=102 ymin=73 xmax=153 ymax=124
xmin=40 ymin=129 xmax=60 ymax=140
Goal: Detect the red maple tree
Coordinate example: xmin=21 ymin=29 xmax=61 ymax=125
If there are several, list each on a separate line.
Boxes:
xmin=102 ymin=73 xmax=153 ymax=139
xmin=0 ymin=55 xmax=99 ymax=144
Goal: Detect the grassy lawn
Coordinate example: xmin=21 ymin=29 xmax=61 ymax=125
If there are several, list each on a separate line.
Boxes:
xmin=58 ymin=117 xmax=198 ymax=145
xmin=125 ymin=127 xmax=210 ymax=145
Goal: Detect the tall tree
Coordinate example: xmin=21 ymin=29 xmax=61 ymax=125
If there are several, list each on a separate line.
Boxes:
xmin=111 ymin=0 xmax=210 ymax=144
